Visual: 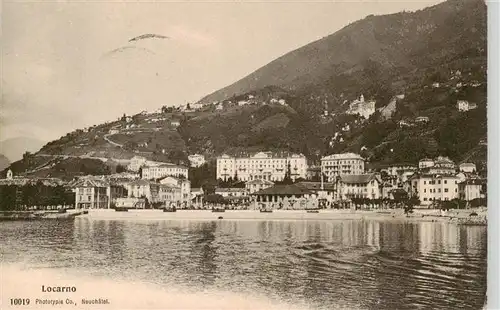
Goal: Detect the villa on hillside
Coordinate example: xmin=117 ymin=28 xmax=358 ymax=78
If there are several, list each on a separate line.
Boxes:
xmin=188 ymin=154 xmax=206 ymax=168
xmin=457 ymin=100 xmax=478 ymax=112
xmin=346 ymin=95 xmax=376 ymax=119
xmin=459 ymin=163 xmax=476 ymax=173
xmin=419 ymin=156 xmax=456 ymax=175
xmin=415 ymin=116 xmax=429 ymax=123
xmin=141 ymin=163 xmax=188 ymax=180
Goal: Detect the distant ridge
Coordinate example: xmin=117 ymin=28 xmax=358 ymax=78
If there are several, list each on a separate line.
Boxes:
xmin=198 ymin=0 xmax=486 ymax=105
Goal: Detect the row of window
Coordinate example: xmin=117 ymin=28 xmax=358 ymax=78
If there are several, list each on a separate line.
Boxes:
xmin=322 ymin=160 xmax=363 ymax=165
xmin=324 ymin=165 xmax=364 ymax=169
xmin=423 ymin=179 xmax=458 ymax=185
xmin=423 ymin=188 xmax=456 ymax=193
xmin=220 ymin=159 xmax=305 ymax=164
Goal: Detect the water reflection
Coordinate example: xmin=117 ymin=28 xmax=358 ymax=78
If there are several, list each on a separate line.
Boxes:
xmin=0 ymin=219 xmax=487 ymax=309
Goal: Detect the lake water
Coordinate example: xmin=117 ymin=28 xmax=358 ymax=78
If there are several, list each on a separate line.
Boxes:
xmin=0 ymin=218 xmax=487 ymax=309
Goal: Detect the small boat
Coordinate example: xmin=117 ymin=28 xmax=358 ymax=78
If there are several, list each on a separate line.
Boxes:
xmin=306 ymin=210 xmax=319 ymax=213
xmin=163 ymin=206 xmax=177 ymax=212
xmin=115 ymin=207 xmax=128 ymax=212
xmin=212 ymin=208 xmax=225 ymax=213
xmin=260 ymin=209 xmax=273 ymax=213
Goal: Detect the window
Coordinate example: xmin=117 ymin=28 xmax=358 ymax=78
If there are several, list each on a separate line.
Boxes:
xmin=438 ymin=189 xmax=441 ymax=193
xmin=424 ymin=181 xmax=426 ymax=185
xmin=444 ymin=188 xmax=449 ymax=193
xmin=444 ymin=180 xmax=447 ymax=184
xmin=438 ymin=180 xmax=441 ymax=184
xmin=424 ymin=198 xmax=428 ymax=201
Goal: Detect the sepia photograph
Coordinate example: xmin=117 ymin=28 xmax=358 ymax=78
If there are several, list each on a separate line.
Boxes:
xmin=0 ymin=0 xmax=495 ymax=309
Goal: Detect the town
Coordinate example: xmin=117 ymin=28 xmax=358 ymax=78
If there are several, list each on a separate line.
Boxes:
xmin=0 ymin=149 xmax=486 ymax=213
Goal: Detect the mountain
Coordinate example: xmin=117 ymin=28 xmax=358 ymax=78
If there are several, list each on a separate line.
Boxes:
xmin=3 ymin=0 xmax=487 ymax=180
xmin=199 ymin=0 xmax=486 ymax=106
xmin=0 ymin=137 xmax=46 ymax=162
xmin=0 ymin=154 xmax=10 ymax=171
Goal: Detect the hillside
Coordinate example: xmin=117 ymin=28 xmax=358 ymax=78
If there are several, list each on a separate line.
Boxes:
xmin=1 ymin=0 xmax=488 ymax=179
xmin=198 ymin=0 xmax=486 ymax=107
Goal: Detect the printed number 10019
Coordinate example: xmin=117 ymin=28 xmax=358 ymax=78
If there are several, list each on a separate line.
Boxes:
xmin=10 ymin=299 xmax=30 ymax=306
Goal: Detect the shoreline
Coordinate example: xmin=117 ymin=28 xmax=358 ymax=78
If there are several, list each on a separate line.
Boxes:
xmin=0 ymin=210 xmax=85 ymax=221
xmin=77 ymin=208 xmax=487 ymax=225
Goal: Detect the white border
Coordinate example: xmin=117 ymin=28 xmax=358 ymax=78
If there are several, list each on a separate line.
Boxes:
xmin=487 ymin=0 xmax=499 ymax=309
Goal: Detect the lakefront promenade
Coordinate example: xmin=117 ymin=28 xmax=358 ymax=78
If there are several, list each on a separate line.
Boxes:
xmin=79 ymin=208 xmax=487 ymax=225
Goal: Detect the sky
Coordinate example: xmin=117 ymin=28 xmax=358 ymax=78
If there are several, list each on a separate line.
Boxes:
xmin=1 ymin=0 xmax=445 ymax=145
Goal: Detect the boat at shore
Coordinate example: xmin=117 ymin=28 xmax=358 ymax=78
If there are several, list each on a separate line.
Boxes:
xmin=306 ymin=210 xmax=320 ymax=213
xmin=259 ymin=209 xmax=273 ymax=213
xmin=163 ymin=206 xmax=177 ymax=212
xmin=114 ymin=207 xmax=129 ymax=212
xmin=212 ymin=208 xmax=225 ymax=213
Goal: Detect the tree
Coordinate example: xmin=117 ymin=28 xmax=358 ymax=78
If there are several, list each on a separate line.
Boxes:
xmin=202 ymin=180 xmax=217 ymax=195
xmin=281 ymin=161 xmax=293 ymax=185
xmin=404 ymin=197 xmax=420 ymax=215
xmin=116 ymin=165 xmax=126 ymax=173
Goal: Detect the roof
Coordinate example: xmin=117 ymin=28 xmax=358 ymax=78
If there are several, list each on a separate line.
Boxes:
xmin=147 ymin=163 xmax=187 ymax=169
xmin=252 ymin=184 xmax=313 ymax=196
xmin=321 ymin=153 xmax=363 ymax=161
xmin=410 ymin=173 xmax=459 ymax=179
xmin=419 ymin=158 xmax=434 ymax=162
xmin=159 ymin=175 xmax=190 ymax=183
xmin=160 ymin=183 xmax=181 ymax=190
xmin=339 ymin=174 xmax=378 ymax=184
xmin=71 ymin=178 xmax=109 ymax=188
xmin=127 ymin=179 xmax=156 ymax=186
xmin=296 ymin=182 xmax=336 ymax=191
xmin=215 ymin=188 xmax=248 ymax=192
xmin=245 ymin=179 xmax=274 ymax=186
xmin=459 ymin=163 xmax=476 ymax=167
xmin=379 ymin=162 xmax=417 ymax=168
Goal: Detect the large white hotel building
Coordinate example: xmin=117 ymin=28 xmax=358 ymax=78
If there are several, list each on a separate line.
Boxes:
xmin=321 ymin=153 xmax=365 ymax=182
xmin=141 ymin=164 xmax=189 ymax=180
xmin=216 ymin=152 xmax=307 ymax=182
